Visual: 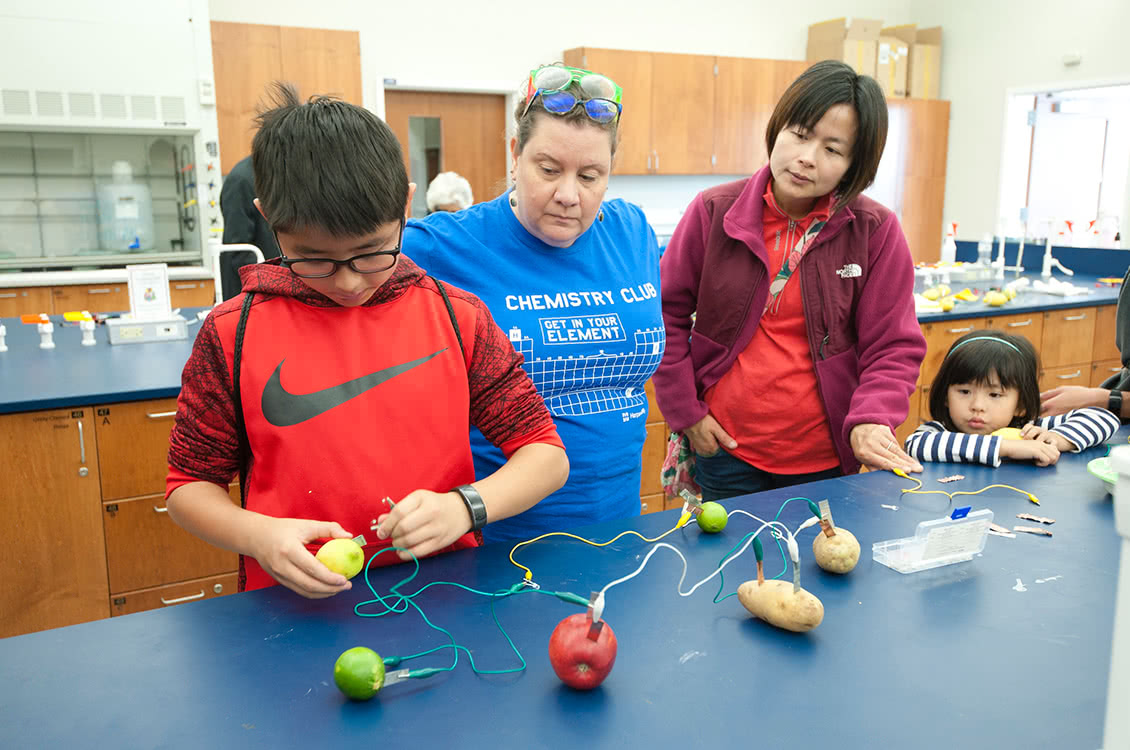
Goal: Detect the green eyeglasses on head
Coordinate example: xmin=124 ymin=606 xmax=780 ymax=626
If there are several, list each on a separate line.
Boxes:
xmin=521 ymin=65 xmax=623 ymax=124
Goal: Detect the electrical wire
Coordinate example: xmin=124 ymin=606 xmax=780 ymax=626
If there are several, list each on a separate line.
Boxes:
xmin=892 ymin=468 xmax=1039 ymax=505
xmin=508 ymin=512 xmax=694 ymax=582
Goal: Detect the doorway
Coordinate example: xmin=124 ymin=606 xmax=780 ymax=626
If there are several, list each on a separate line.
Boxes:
xmin=384 ymin=90 xmax=508 ymax=217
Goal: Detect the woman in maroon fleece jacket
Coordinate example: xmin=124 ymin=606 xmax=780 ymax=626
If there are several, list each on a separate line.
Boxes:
xmin=653 ymin=61 xmax=926 ymax=502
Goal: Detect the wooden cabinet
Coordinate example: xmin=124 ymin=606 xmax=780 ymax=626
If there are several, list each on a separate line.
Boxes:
xmin=0 ymin=408 xmax=109 ymax=638
xmin=1094 ymin=303 xmax=1120 ymax=362
xmin=920 ymin=318 xmax=986 ymax=384
xmin=211 ymin=21 xmax=361 ymax=174
xmin=103 ymin=494 xmax=237 ymax=594
xmin=641 ymin=422 xmax=666 ymax=498
xmin=110 ymin=573 xmax=238 ymax=617
xmin=0 ymin=286 xmax=53 ymax=317
xmin=1039 ymin=363 xmax=1088 ymax=393
xmin=894 ymin=385 xmax=921 ymax=446
xmin=169 ymin=279 xmax=214 ymax=308
xmin=713 ymin=58 xmax=807 ymax=174
xmin=885 ymin=99 xmax=950 ymax=263
xmin=1041 ymin=309 xmax=1096 ymax=368
xmin=984 ymin=312 xmax=1044 ymax=355
xmin=1091 ymin=359 xmax=1122 ymax=388
xmin=2 ymin=279 xmax=213 ymax=316
xmin=52 ymin=283 xmax=129 ymax=314
xmin=94 ymin=398 xmax=180 ymax=500
xmin=564 ymin=48 xmax=715 ymax=175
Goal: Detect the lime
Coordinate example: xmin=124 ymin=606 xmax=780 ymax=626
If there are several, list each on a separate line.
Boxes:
xmin=316 ymin=538 xmax=364 ymax=579
xmin=334 ymin=647 xmax=385 ymax=701
xmin=696 ymin=501 xmax=728 ymax=533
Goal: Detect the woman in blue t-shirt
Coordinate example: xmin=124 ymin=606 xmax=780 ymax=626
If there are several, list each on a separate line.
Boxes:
xmin=403 ymin=64 xmax=664 ymax=543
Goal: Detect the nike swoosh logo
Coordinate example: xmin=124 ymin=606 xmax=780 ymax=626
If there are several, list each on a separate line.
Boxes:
xmin=261 ymin=349 xmax=445 ymax=427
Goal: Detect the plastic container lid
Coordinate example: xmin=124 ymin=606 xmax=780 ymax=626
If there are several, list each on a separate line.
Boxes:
xmin=873 ymin=508 xmax=993 ymax=574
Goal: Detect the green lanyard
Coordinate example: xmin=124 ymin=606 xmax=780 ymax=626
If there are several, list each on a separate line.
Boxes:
xmin=764 ymin=218 xmax=827 ymax=315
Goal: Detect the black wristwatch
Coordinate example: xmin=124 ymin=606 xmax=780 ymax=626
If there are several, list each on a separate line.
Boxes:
xmin=453 ymin=484 xmax=488 ymax=531
xmin=1109 ymin=389 xmax=1124 ymax=417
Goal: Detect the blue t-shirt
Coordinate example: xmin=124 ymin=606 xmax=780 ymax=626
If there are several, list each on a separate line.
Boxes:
xmin=405 ymin=193 xmax=664 ymax=543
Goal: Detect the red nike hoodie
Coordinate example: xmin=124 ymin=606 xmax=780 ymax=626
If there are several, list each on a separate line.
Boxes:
xmin=167 ymin=256 xmax=562 ymax=591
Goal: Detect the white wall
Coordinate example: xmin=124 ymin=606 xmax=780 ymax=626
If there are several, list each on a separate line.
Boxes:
xmin=912 ymin=0 xmax=1130 ymax=243
xmin=208 ymin=0 xmax=916 ymax=228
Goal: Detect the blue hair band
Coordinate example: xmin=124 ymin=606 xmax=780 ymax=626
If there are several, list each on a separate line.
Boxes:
xmin=946 ymin=336 xmax=1021 ymax=357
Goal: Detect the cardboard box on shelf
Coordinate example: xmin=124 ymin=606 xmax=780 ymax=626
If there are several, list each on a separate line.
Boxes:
xmin=876 ymin=35 xmax=909 ymax=97
xmin=806 ymin=17 xmax=882 ymax=77
xmin=910 ymin=26 xmax=943 ymax=99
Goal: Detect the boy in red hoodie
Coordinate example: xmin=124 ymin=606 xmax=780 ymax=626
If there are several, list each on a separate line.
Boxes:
xmin=166 ymin=84 xmax=568 ymax=597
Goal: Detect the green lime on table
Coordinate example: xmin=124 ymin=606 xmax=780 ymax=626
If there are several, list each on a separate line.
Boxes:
xmin=334 ymin=647 xmax=386 ymax=701
xmin=697 ymin=501 xmax=728 ymax=533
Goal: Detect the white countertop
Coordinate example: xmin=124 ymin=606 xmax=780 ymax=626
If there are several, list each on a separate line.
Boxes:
xmin=0 ymin=267 xmax=213 ymax=288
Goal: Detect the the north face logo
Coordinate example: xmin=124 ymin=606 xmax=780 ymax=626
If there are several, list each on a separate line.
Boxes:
xmin=836 ymin=263 xmax=862 ymax=278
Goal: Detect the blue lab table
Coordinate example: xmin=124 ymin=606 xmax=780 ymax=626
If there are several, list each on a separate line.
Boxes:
xmin=0 ymin=432 xmax=1121 ymax=748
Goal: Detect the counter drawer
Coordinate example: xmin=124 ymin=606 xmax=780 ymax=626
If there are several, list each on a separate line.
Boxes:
xmin=1039 ymin=364 xmax=1088 ymax=392
xmin=641 ymin=492 xmax=664 ymax=515
xmin=920 ymin=318 xmax=986 ymax=383
xmin=94 ymin=398 xmax=180 ymax=500
xmin=169 ymin=279 xmax=214 ymax=308
xmin=109 ymin=572 xmax=238 ymax=617
xmin=1041 ymin=307 xmax=1095 ymax=368
xmin=1092 ymin=359 xmax=1123 ymax=388
xmin=1094 ymin=304 xmax=1119 ymax=363
xmin=0 ymin=286 xmax=53 ymax=317
xmin=984 ymin=312 xmax=1044 ymax=354
xmin=103 ymin=493 xmax=237 ymax=593
xmin=52 ymin=283 xmax=129 ymax=314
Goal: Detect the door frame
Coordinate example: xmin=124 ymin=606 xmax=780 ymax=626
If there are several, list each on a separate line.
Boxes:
xmin=376 ymin=80 xmax=519 ymax=186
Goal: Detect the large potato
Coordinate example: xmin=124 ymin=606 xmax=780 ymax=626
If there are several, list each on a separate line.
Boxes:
xmin=737 ymin=579 xmax=824 ymax=632
xmin=812 ymin=527 xmax=860 ymax=574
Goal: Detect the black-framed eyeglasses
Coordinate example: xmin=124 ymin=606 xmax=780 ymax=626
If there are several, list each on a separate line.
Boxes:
xmin=276 ymin=219 xmax=404 ymax=279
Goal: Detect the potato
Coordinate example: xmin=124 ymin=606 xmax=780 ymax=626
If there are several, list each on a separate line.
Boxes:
xmin=737 ymin=579 xmax=824 ymax=632
xmin=812 ymin=527 xmax=860 ymax=574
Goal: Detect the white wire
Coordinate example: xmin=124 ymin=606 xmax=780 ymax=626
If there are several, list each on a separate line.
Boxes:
xmin=597 ymin=515 xmax=798 ymax=606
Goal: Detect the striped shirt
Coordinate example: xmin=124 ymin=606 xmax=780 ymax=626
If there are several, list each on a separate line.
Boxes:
xmin=904 ymin=407 xmax=1120 ymax=467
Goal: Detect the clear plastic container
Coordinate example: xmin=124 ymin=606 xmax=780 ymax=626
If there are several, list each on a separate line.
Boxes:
xmin=96 ymin=160 xmax=154 ymax=252
xmin=872 ymin=508 xmax=993 ymax=574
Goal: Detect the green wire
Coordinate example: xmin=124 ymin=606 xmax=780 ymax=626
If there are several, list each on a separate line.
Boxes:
xmin=353 ymin=547 xmax=585 ymax=679
xmin=712 ymin=496 xmax=812 ymax=602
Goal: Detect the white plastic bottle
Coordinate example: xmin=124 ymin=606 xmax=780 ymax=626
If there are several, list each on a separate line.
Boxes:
xmin=940 ymin=221 xmax=958 ymax=263
xmin=96 ymin=160 xmax=154 ymax=252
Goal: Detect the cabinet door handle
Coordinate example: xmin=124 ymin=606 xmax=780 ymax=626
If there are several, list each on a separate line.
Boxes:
xmin=146 ymin=410 xmax=177 ymax=419
xmin=160 ymin=590 xmax=205 ymax=605
xmin=947 ymin=326 xmax=974 ymax=334
xmin=87 ymin=288 xmax=112 ymax=294
xmin=173 ymin=283 xmax=198 ymax=290
xmin=0 ymin=292 xmax=17 ymax=299
xmin=1056 ymin=370 xmax=1082 ymax=380
xmin=77 ymin=419 xmax=85 ymax=464
xmin=653 ymin=150 xmax=659 ymax=172
xmin=1109 ymin=367 xmax=1122 ymax=374
xmin=1064 ymin=313 xmax=1087 ymax=321
xmin=1006 ymin=319 xmax=1032 ymax=327
xmin=647 ymin=153 xmax=652 ymax=170
xmin=153 ymin=505 xmax=169 ymax=513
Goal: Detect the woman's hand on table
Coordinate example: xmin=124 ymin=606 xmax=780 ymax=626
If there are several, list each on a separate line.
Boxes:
xmin=685 ymin=413 xmax=737 ymax=457
xmin=850 ymin=423 xmax=922 ymax=474
xmin=1040 ymin=386 xmax=1108 ymax=416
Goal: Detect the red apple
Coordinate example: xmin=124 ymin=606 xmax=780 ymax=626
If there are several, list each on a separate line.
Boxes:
xmin=547 ymin=613 xmax=617 ymax=690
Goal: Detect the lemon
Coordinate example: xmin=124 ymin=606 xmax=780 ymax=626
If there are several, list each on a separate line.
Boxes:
xmin=923 ymin=287 xmax=941 ymax=301
xmin=334 ymin=647 xmax=385 ymax=701
xmin=983 ymin=290 xmax=1008 ymax=307
xmin=316 ymin=538 xmax=364 ymax=579
xmin=939 ymin=296 xmax=955 ymax=312
xmin=991 ymin=427 xmax=1024 ymax=440
xmin=696 ymin=501 xmax=728 ymax=533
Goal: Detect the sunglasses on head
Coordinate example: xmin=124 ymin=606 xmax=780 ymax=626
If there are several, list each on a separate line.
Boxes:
xmin=521 ymin=65 xmax=623 ymax=124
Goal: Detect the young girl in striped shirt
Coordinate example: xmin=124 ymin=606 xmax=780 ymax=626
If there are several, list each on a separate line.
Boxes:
xmin=905 ymin=331 xmax=1119 ymax=466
